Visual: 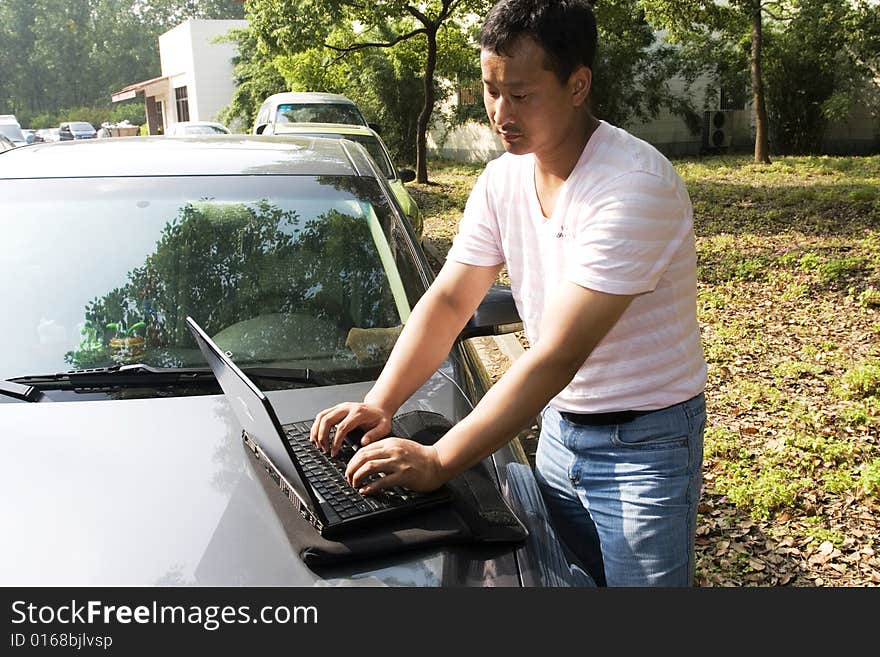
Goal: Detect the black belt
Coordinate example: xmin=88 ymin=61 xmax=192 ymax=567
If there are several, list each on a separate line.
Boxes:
xmin=559 ymin=408 xmax=658 ymax=426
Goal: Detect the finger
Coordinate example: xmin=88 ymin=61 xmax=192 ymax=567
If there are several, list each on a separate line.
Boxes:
xmin=349 ymin=456 xmax=395 ymax=489
xmin=331 ymin=410 xmax=364 ymax=457
xmin=310 ymin=408 xmax=333 ymax=445
xmin=360 ymin=424 xmax=389 ymax=446
xmin=344 ymin=442 xmax=384 ymax=482
xmin=359 ymin=470 xmax=405 ymax=496
xmin=316 ymin=406 xmax=347 ymax=452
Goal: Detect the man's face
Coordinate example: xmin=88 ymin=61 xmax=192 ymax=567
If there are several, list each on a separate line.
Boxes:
xmin=481 ymin=37 xmax=588 ymax=157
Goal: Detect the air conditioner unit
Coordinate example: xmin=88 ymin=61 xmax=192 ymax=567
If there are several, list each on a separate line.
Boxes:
xmin=703 ymin=109 xmax=733 ymax=149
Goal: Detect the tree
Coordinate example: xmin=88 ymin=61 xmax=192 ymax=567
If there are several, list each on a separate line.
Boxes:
xmin=245 ymin=0 xmax=492 ymax=183
xmin=591 ymin=0 xmax=701 ymax=132
xmin=761 ymin=0 xmax=860 ymax=154
xmin=640 ymin=0 xmax=774 ymax=163
xmin=0 ymin=0 xmax=244 ymax=121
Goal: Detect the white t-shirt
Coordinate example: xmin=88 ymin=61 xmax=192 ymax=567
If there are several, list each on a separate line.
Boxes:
xmin=447 ymin=121 xmax=707 ymax=413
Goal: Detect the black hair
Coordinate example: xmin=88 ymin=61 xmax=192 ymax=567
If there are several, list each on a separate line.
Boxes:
xmin=478 ymin=0 xmax=597 ymax=84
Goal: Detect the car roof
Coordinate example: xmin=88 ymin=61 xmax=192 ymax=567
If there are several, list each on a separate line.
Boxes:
xmin=261 ymin=91 xmax=359 ymax=106
xmin=0 ymin=135 xmax=378 ymax=179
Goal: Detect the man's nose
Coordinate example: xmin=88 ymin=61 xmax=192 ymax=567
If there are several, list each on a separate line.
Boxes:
xmin=489 ymin=95 xmax=512 ymax=127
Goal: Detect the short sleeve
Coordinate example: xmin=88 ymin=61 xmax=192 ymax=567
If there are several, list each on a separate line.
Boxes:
xmin=446 ymin=167 xmax=505 ymax=267
xmin=565 ymin=171 xmax=693 ymax=295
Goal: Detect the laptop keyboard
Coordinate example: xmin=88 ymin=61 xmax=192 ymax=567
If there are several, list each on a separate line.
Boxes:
xmin=284 ymin=420 xmax=420 ymax=520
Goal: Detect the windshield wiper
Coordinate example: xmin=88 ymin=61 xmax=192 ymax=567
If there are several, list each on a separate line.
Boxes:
xmin=8 ymin=363 xmax=330 ymax=390
xmin=0 ymin=380 xmax=44 ymax=402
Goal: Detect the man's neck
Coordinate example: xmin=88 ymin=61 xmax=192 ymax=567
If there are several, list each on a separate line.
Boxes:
xmin=534 ymin=113 xmax=600 ymax=183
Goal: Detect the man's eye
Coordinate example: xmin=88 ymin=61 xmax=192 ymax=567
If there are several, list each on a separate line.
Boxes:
xmin=512 ymin=94 xmax=527 ymax=101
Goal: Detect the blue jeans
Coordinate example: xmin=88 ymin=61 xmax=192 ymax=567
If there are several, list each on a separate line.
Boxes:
xmin=535 ymin=393 xmax=706 ymax=587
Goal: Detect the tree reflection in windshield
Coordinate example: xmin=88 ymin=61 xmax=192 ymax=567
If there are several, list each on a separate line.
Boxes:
xmin=65 ymin=199 xmax=402 ymax=372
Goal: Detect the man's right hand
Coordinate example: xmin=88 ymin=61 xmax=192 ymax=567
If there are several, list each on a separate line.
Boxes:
xmin=310 ymin=402 xmax=392 ymax=458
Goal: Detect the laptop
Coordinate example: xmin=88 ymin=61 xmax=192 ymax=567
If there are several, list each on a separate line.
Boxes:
xmin=186 ymin=316 xmax=454 ymax=539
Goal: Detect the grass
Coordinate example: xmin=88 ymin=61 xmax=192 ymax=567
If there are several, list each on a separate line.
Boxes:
xmin=412 ymin=153 xmax=880 ymax=586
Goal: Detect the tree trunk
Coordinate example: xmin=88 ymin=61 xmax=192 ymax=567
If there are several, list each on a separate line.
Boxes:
xmin=416 ymin=27 xmax=438 ymax=184
xmin=751 ymin=4 xmax=771 ymax=164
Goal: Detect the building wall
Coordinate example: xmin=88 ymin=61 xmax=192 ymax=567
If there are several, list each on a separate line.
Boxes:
xmin=427 ymin=120 xmax=504 ymax=163
xmin=158 ymin=19 xmax=247 ymax=126
xmin=821 ymin=103 xmax=879 ymax=155
xmin=188 ymin=20 xmax=248 ymax=122
xmin=159 ymin=22 xmax=196 ymax=125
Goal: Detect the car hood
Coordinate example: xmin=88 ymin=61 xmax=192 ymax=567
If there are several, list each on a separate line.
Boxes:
xmin=0 ymin=370 xmax=579 ymax=587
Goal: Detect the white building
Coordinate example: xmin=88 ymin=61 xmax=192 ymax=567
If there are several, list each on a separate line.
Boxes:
xmin=111 ymin=19 xmax=247 ymax=134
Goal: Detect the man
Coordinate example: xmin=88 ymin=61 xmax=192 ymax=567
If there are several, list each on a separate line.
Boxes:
xmin=310 ymin=0 xmax=707 ymax=587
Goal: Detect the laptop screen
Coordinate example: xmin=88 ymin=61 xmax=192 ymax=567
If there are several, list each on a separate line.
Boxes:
xmin=186 ymin=316 xmax=318 ymax=513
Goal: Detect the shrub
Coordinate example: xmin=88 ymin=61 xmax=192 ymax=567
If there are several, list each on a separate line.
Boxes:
xmin=838 ymin=360 xmax=880 ymax=400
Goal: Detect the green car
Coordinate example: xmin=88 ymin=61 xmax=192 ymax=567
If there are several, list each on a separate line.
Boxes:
xmin=269 ymin=123 xmax=424 ymax=241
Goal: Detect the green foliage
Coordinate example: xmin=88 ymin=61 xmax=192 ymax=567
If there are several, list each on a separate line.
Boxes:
xmin=244 ymin=0 xmax=494 ymax=179
xmin=0 ymin=1 xmax=243 ymax=119
xmin=861 ymin=459 xmax=880 ymax=496
xmin=823 ymin=470 xmax=855 ymax=495
xmin=270 ymin=26 xmax=432 ymax=164
xmin=703 ymin=426 xmax=748 ymax=461
xmin=838 ymin=360 xmax=880 ymax=400
xmin=109 ymin=102 xmax=146 ymax=126
xmin=839 ymin=397 xmax=879 ymax=426
xmin=817 ymin=256 xmax=867 ymax=288
xmin=715 ymin=461 xmax=805 ymax=521
xmin=801 ymin=517 xmax=846 ymax=548
xmin=641 ymin=0 xmax=880 ymax=157
xmin=217 ymin=27 xmax=287 ymax=131
xmin=591 ymin=1 xmax=699 ymax=130
xmin=62 ymin=106 xmax=110 ymax=129
xmin=27 ymin=113 xmax=57 ymax=129
xmin=852 ymin=286 xmax=880 ymax=308
xmin=762 ymin=0 xmax=880 ymax=154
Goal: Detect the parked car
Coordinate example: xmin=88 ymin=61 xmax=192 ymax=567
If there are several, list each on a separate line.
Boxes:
xmin=0 ymin=134 xmax=15 ymax=153
xmin=0 ymin=115 xmax=27 ymax=147
xmin=252 ymin=91 xmax=379 ymax=135
xmin=0 ymin=136 xmax=590 ymax=587
xmin=165 ymin=120 xmax=231 ymax=136
xmin=270 ymin=122 xmax=423 ymax=240
xmin=35 ymin=127 xmax=61 ymax=143
xmin=58 ymin=121 xmax=98 ymax=140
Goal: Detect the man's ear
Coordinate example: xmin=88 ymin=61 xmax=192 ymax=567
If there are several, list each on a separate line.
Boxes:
xmin=571 ymin=66 xmax=592 ymax=106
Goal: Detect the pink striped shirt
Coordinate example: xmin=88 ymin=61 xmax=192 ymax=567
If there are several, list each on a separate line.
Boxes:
xmin=447 ymin=121 xmax=707 ymax=412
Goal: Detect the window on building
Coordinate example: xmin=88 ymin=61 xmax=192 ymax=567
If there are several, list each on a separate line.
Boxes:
xmin=175 ymin=86 xmax=190 ymax=123
xmin=455 ymin=79 xmax=485 ymax=122
xmin=720 ymin=85 xmax=747 ymax=111
xmin=457 ymin=80 xmax=482 ymax=106
xmin=156 ymin=100 xmax=165 ymax=135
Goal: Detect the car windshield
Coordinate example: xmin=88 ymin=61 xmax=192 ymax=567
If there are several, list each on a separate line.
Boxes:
xmin=0 ymin=175 xmax=422 ymax=394
xmin=0 ymin=124 xmax=24 ymax=142
xmin=277 ymin=103 xmax=365 ymax=126
xmin=69 ymin=122 xmax=94 ymax=131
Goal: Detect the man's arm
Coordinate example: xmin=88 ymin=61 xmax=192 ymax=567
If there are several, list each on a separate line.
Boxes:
xmin=345 ymin=280 xmax=634 ymax=493
xmin=311 ymin=259 xmax=502 ymax=455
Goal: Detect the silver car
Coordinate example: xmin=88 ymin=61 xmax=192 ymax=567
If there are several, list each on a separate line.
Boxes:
xmin=0 ymin=136 xmax=589 ymax=587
